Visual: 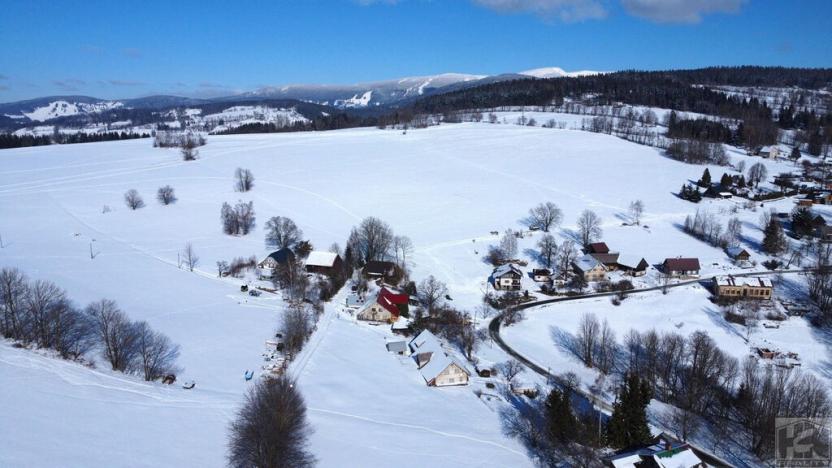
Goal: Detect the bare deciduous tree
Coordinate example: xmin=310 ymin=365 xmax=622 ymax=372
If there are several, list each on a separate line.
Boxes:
xmin=417 ymin=275 xmax=448 ymax=315
xmin=500 ymin=229 xmax=518 ymax=260
xmin=0 ymin=267 xmax=29 ymax=340
xmin=281 ymin=302 xmax=312 ymax=357
xmin=234 ymin=168 xmax=255 ymax=192
xmin=537 ymin=234 xmax=558 ymax=269
xmin=221 ymin=201 xmax=256 ymax=235
xmin=577 ymin=210 xmax=602 ymax=247
xmin=156 ymin=185 xmax=176 ymax=205
xmin=124 ymin=189 xmax=145 ymax=210
xmin=392 ymin=235 xmax=414 ymax=272
xmin=528 ymin=202 xmax=563 ymax=232
xmin=628 ymin=200 xmax=644 ymax=225
xmin=353 ymin=217 xmax=394 ymax=263
xmin=228 ymin=377 xmax=315 ymax=468
xmin=264 ymin=216 xmax=302 ymax=249
xmin=747 ymin=162 xmax=768 ymax=187
xmin=183 ymin=242 xmax=199 ymax=272
xmin=134 ymin=321 xmax=180 ymax=381
xmin=576 ymin=312 xmax=600 ymax=368
xmin=500 ymin=359 xmax=524 ymax=386
xmin=556 ymin=240 xmax=578 ymax=281
xmin=85 ymin=299 xmax=139 ymax=372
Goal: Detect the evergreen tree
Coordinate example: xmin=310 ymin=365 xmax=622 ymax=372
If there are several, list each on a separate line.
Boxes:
xmin=808 ymin=130 xmax=823 ymax=156
xmin=791 ymin=207 xmax=815 ymax=237
xmin=738 ymin=175 xmax=747 ymax=188
xmin=545 ymin=388 xmax=577 ymax=445
xmin=698 ymin=168 xmax=712 ymax=187
xmin=790 ymin=146 xmax=801 ymax=162
xmin=606 ymin=373 xmax=653 ymax=449
xmin=720 ymin=173 xmax=732 ymax=187
xmin=762 ymin=219 xmax=787 ymax=255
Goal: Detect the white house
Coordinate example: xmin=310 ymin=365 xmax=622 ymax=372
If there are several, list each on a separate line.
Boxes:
xmin=490 ymin=263 xmax=523 ymax=290
xmin=409 ymin=330 xmax=469 ymax=387
xmin=257 ymin=248 xmax=295 ymax=278
xmin=573 ymin=254 xmax=606 ymax=282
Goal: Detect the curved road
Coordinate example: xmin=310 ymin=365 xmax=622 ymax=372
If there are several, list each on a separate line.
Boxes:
xmin=488 ymin=268 xmax=812 ymax=467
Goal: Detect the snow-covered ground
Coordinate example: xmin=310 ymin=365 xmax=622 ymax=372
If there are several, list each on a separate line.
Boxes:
xmin=0 ymin=122 xmax=816 ymax=466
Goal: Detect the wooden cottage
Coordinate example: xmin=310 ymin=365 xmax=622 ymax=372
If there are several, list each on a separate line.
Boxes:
xmin=362 ymin=260 xmax=398 ymax=281
xmin=714 ymin=276 xmax=773 ymax=300
xmin=616 ymin=255 xmax=649 ymax=276
xmin=304 ymin=251 xmax=343 ymax=275
xmin=586 ymin=242 xmax=610 ymax=254
xmin=725 ymin=246 xmax=751 ymax=262
xmin=662 ymin=257 xmax=700 ymax=278
xmin=257 ymin=248 xmax=295 ymax=278
xmin=532 ymin=268 xmax=552 ymax=282
xmin=490 ymin=264 xmax=523 ymax=290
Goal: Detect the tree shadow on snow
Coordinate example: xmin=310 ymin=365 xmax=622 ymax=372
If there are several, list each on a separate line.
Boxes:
xmin=702 ymin=305 xmax=747 ymax=342
xmin=550 ymin=325 xmax=582 ymax=362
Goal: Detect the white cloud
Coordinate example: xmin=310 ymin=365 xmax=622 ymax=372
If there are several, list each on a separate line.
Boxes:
xmin=621 ymin=0 xmax=746 ymax=23
xmin=471 ymin=0 xmax=607 ymax=22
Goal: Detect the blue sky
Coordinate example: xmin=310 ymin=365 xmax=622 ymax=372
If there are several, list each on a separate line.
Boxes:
xmin=0 ymin=0 xmax=830 ymax=102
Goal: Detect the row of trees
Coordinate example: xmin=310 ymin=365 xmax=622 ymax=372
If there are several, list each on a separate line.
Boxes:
xmin=569 ymin=313 xmax=830 ymax=457
xmin=122 ymin=186 xmax=177 ymax=210
xmin=0 ymin=132 xmax=149 ymax=149
xmin=221 ymin=201 xmax=256 ymax=235
xmin=0 ymin=268 xmax=180 ymax=381
xmin=681 ymin=210 xmax=742 ymax=248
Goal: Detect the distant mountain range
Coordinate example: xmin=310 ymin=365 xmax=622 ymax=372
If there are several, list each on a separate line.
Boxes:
xmin=0 ymin=67 xmax=604 ymax=127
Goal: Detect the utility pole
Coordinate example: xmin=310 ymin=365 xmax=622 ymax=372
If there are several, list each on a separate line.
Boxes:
xmin=0 ymin=233 xmax=4 ymax=248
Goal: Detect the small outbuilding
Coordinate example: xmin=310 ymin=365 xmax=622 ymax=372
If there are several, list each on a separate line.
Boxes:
xmin=305 ymin=251 xmax=343 ymax=275
xmin=725 ymin=246 xmax=751 ymax=262
xmin=616 ymin=255 xmax=649 ymax=276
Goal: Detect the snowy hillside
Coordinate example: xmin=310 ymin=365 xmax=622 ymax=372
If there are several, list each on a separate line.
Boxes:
xmin=1 ymin=121 xmax=825 ymax=466
xmin=519 ymin=67 xmax=605 ymax=78
xmin=18 ymin=100 xmax=123 ymax=122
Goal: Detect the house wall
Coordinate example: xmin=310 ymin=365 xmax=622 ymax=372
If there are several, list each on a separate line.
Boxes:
xmin=717 ymin=285 xmax=772 ymax=299
xmin=496 ymin=276 xmax=521 ymax=290
xmin=433 ymin=364 xmax=469 ymax=387
xmin=582 ymin=267 xmax=606 ymax=282
xmin=357 ymin=303 xmax=394 ymax=322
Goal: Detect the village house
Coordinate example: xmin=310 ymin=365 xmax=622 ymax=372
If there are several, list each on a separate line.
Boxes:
xmin=757 ymin=145 xmax=781 ymax=159
xmin=586 ymin=242 xmax=610 ymax=254
xmin=490 ymin=264 xmax=523 ymax=290
xmin=356 ymin=287 xmax=409 ymax=322
xmin=304 ymin=250 xmax=343 ymax=275
xmin=604 ymin=435 xmax=705 ymax=468
xmin=257 ymin=247 xmax=295 ymax=279
xmin=816 ymin=225 xmax=832 ymax=243
xmin=662 ymin=257 xmax=700 ymax=278
xmin=362 ymin=260 xmax=398 ymax=281
xmin=409 ymin=330 xmax=470 ymax=387
xmin=573 ymin=254 xmax=607 ymax=282
xmin=714 ymin=275 xmax=773 ymax=300
xmin=725 ymin=246 xmax=751 ymax=263
xmin=615 ymin=255 xmax=649 ymax=276
xmin=531 ymin=268 xmax=552 ymax=282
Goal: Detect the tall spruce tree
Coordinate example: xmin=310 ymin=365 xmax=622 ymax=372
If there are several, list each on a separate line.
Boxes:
xmin=606 ymin=373 xmax=653 ymax=449
xmin=698 ymin=168 xmax=712 ymax=187
xmin=545 ymin=388 xmax=577 ymax=445
xmin=762 ymin=218 xmax=787 ymax=254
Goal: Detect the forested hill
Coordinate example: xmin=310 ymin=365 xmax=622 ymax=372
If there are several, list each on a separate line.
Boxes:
xmin=404 ymin=66 xmax=832 ymax=119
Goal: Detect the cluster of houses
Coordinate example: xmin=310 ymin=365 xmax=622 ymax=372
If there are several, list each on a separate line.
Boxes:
xmin=489 ymin=242 xmax=707 ymax=290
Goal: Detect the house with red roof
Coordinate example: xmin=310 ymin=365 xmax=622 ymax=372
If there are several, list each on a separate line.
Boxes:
xmin=357 ymin=287 xmax=409 ymax=322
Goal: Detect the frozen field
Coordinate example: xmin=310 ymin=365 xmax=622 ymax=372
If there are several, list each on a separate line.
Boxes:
xmin=0 ymin=123 xmax=808 ymax=466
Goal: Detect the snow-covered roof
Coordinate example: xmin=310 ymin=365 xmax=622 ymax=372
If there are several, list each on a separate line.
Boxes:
xmin=616 ymin=254 xmax=647 ymax=270
xmin=609 ymin=454 xmax=643 ymax=468
xmin=725 ymin=246 xmax=749 ymax=258
xmin=306 ymin=250 xmax=339 ymax=268
xmin=573 ymin=254 xmax=602 ymax=273
xmin=715 ymin=275 xmax=772 ymax=288
xmin=409 ymin=330 xmax=469 ymax=383
xmin=386 ymin=341 xmax=408 ymax=354
xmin=491 ymin=263 xmax=522 ymax=278
xmin=652 ymin=447 xmax=703 ymax=468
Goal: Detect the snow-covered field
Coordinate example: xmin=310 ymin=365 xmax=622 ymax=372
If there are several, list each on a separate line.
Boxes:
xmin=0 ymin=122 xmax=814 ymax=466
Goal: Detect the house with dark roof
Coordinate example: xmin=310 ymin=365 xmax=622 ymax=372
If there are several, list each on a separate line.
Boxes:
xmin=362 ymin=260 xmax=397 ymax=280
xmin=662 ymin=257 xmax=700 ymax=277
xmin=357 ymin=287 xmax=409 ymax=322
xmin=257 ymin=248 xmax=296 ymax=278
xmin=587 ymin=242 xmax=610 ymax=254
